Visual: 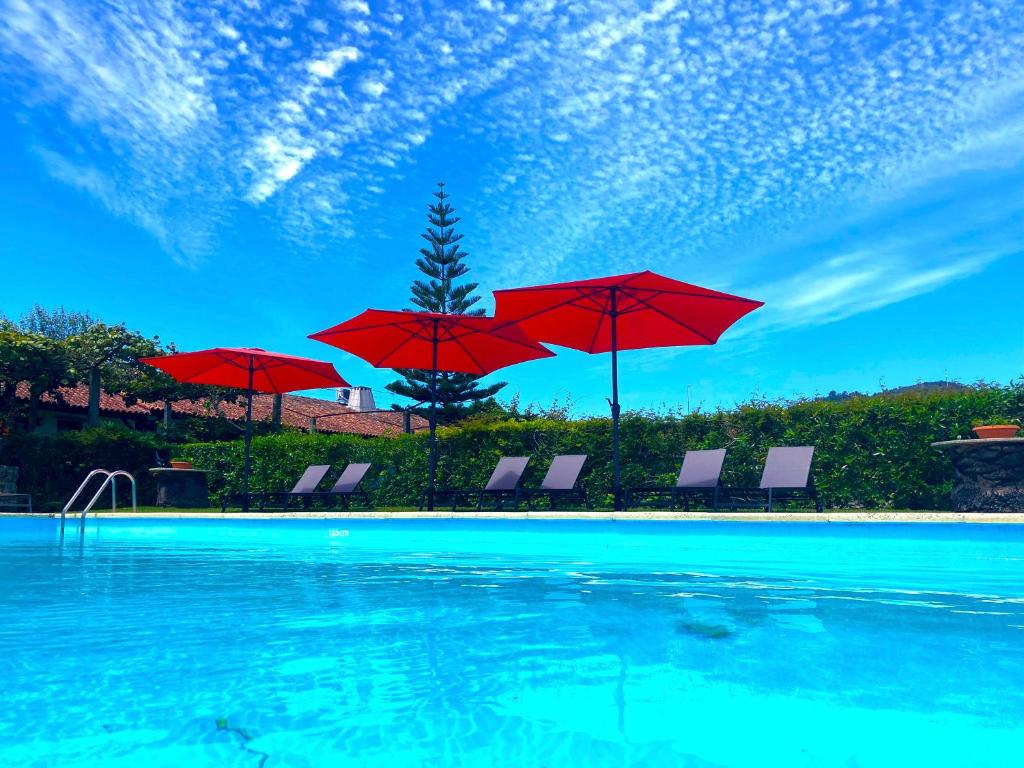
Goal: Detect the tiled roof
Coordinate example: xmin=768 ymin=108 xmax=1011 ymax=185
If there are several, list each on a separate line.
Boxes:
xmin=16 ymin=381 xmax=152 ymax=416
xmin=15 ymin=382 xmax=426 ymax=437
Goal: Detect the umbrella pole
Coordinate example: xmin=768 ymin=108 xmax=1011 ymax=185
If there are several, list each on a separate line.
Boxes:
xmin=242 ymin=358 xmax=254 ymax=514
xmin=610 ymin=288 xmax=622 ymax=511
xmin=427 ymin=320 xmax=439 ymax=512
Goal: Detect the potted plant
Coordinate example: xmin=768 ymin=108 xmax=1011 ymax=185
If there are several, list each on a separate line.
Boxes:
xmin=971 ymin=419 xmax=1021 ymax=439
xmin=169 ymin=458 xmax=194 ymax=470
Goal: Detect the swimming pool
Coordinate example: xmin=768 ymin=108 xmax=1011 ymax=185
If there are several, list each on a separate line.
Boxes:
xmin=1 ymin=518 xmax=1022 ymax=767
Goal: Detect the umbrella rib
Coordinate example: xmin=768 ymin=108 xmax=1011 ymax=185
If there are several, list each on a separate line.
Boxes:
xmin=572 ymin=287 xmax=611 ymax=312
xmin=631 ymin=286 xmax=760 ymax=304
xmin=492 ymin=288 xmax=605 ymax=329
xmin=315 ymin=318 xmax=430 ymax=337
xmin=446 ymin=329 xmax=488 ymax=375
xmin=262 ymin=355 xmax=335 ymax=382
xmin=177 ymin=355 xmax=233 ymax=381
xmin=256 ymin=355 xmax=287 ymax=393
xmin=167 ymin=350 xmax=247 ymax=384
xmin=373 ymin=330 xmax=421 ymax=368
xmin=566 ymin=297 xmax=613 ymax=315
xmin=621 ymin=288 xmax=716 ymax=344
xmin=583 ymin=291 xmax=613 ymax=353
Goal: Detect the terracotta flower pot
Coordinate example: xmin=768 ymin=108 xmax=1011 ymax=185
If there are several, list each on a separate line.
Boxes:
xmin=972 ymin=425 xmax=1020 ymax=439
xmin=170 ymin=460 xmax=194 ymax=470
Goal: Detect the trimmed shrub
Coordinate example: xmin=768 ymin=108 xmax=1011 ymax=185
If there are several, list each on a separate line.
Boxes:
xmin=179 ymin=382 xmax=1023 ymax=510
xmin=0 ymin=426 xmax=168 ymax=511
xmin=7 ymin=381 xmax=1020 ymax=511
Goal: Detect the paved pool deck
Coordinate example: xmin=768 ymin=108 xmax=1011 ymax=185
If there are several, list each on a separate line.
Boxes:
xmin=14 ymin=510 xmax=1024 ymax=523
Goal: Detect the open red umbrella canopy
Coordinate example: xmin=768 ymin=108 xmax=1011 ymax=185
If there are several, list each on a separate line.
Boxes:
xmin=309 ymin=309 xmax=554 ymax=375
xmin=139 ymin=347 xmax=348 ymax=393
xmin=310 ymin=309 xmax=553 ymax=512
xmin=140 ymin=347 xmax=348 ymax=513
xmin=493 ymin=270 xmax=762 ymax=510
xmin=492 ymin=270 xmax=763 ymax=352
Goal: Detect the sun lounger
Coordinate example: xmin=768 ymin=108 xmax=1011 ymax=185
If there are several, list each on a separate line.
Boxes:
xmin=224 ymin=464 xmax=330 ymax=512
xmin=275 ymin=463 xmax=374 ymax=510
xmin=0 ymin=493 xmax=33 ymax=513
xmin=716 ymin=446 xmax=822 ymax=512
xmin=519 ymin=454 xmax=590 ymax=510
xmin=422 ymin=456 xmax=530 ymax=511
xmin=476 ymin=457 xmax=530 ymax=510
xmin=624 ymin=449 xmax=726 ymax=510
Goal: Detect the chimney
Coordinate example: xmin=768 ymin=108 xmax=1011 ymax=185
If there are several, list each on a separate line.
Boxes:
xmin=346 ymin=386 xmax=375 ymax=412
xmin=336 ymin=387 xmax=351 ymax=404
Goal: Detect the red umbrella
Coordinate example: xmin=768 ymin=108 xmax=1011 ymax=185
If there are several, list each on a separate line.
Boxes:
xmin=140 ymin=348 xmax=348 ymax=511
xmin=493 ymin=270 xmax=763 ymax=509
xmin=310 ymin=309 xmax=554 ymax=510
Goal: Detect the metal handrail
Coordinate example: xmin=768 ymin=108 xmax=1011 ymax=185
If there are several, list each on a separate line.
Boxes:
xmin=61 ymin=469 xmax=109 ymax=531
xmin=61 ymin=469 xmax=137 ymax=533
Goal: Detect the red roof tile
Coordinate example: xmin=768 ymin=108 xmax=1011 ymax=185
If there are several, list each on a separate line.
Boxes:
xmin=15 ymin=382 xmax=426 ymax=437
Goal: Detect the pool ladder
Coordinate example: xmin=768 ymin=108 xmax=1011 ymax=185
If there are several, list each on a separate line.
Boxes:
xmin=61 ymin=469 xmax=137 ymax=533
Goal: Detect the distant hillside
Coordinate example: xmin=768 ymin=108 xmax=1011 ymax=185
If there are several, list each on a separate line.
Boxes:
xmin=821 ymin=381 xmax=971 ymax=402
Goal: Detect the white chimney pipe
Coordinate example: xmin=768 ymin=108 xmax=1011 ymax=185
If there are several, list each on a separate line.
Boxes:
xmin=346 ymin=386 xmax=376 ymax=412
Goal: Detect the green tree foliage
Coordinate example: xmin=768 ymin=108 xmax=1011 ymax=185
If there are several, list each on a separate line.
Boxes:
xmin=0 ymin=305 xmax=251 ymax=440
xmin=63 ymin=323 xmax=164 ymax=425
xmin=386 ymin=182 xmax=505 ymax=424
xmin=4 ymin=306 xmax=170 ymax=427
xmin=17 ymin=305 xmax=96 ymax=340
xmin=0 ymin=331 xmax=71 ymax=427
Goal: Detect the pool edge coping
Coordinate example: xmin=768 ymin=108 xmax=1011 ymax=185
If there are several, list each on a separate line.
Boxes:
xmin=6 ymin=511 xmax=1024 ymax=523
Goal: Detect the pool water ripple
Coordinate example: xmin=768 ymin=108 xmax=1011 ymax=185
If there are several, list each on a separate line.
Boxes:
xmin=2 ymin=518 xmax=1024 ymax=766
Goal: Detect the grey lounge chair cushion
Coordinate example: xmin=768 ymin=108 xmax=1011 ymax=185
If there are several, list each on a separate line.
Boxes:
xmin=676 ymin=449 xmax=726 ymax=488
xmin=540 ymin=455 xmax=587 ymax=491
xmin=759 ymin=447 xmax=814 ymax=489
xmin=291 ymin=465 xmax=331 ymax=494
xmin=484 ymin=457 xmax=530 ymax=491
xmin=331 ymin=463 xmax=371 ymax=493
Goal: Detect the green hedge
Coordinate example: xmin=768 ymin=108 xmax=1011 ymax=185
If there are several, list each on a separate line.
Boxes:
xmin=6 ymin=382 xmax=1019 ymax=511
xmin=178 ymin=382 xmax=1023 ymax=510
xmin=0 ymin=426 xmax=168 ymax=511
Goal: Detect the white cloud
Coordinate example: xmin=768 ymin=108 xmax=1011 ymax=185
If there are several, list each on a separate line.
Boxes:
xmin=1 ymin=0 xmax=1022 ymax=294
xmin=307 ymin=46 xmax=360 ymax=78
xmin=246 ymin=135 xmax=317 ymax=202
xmin=0 ymin=0 xmax=212 ymax=138
xmin=359 ymin=79 xmax=386 ymax=98
xmin=215 ymin=22 xmax=240 ymax=40
xmin=338 ymin=0 xmax=370 ymax=15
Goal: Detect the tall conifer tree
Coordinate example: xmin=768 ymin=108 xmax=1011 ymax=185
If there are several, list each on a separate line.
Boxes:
xmin=386 ymin=182 xmax=504 ymax=421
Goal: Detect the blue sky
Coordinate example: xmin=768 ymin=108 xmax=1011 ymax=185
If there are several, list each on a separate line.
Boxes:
xmin=1 ymin=0 xmax=1022 ymax=416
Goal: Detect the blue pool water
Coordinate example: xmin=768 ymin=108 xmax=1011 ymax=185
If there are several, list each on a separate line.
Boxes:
xmin=2 ymin=518 xmax=1024 ymax=767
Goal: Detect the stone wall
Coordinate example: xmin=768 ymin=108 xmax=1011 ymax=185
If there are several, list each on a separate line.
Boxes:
xmin=932 ymin=439 xmax=1024 ymax=512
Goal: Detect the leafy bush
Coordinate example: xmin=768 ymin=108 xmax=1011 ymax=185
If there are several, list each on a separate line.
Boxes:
xmin=0 ymin=426 xmax=168 ymax=511
xmin=7 ymin=381 xmax=1020 ymax=511
xmin=179 ymin=381 xmax=1024 ymax=510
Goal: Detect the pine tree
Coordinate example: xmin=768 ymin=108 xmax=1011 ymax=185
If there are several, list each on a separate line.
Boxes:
xmin=386 ymin=182 xmax=504 ymax=422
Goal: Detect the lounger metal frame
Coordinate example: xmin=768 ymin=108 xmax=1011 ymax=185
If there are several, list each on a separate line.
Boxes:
xmin=278 ymin=463 xmax=375 ymax=510
xmin=624 ymin=449 xmax=726 ymax=510
xmin=420 ymin=457 xmax=531 ymax=511
xmin=518 ymin=455 xmax=591 ymax=510
xmin=714 ymin=446 xmax=823 ymax=512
